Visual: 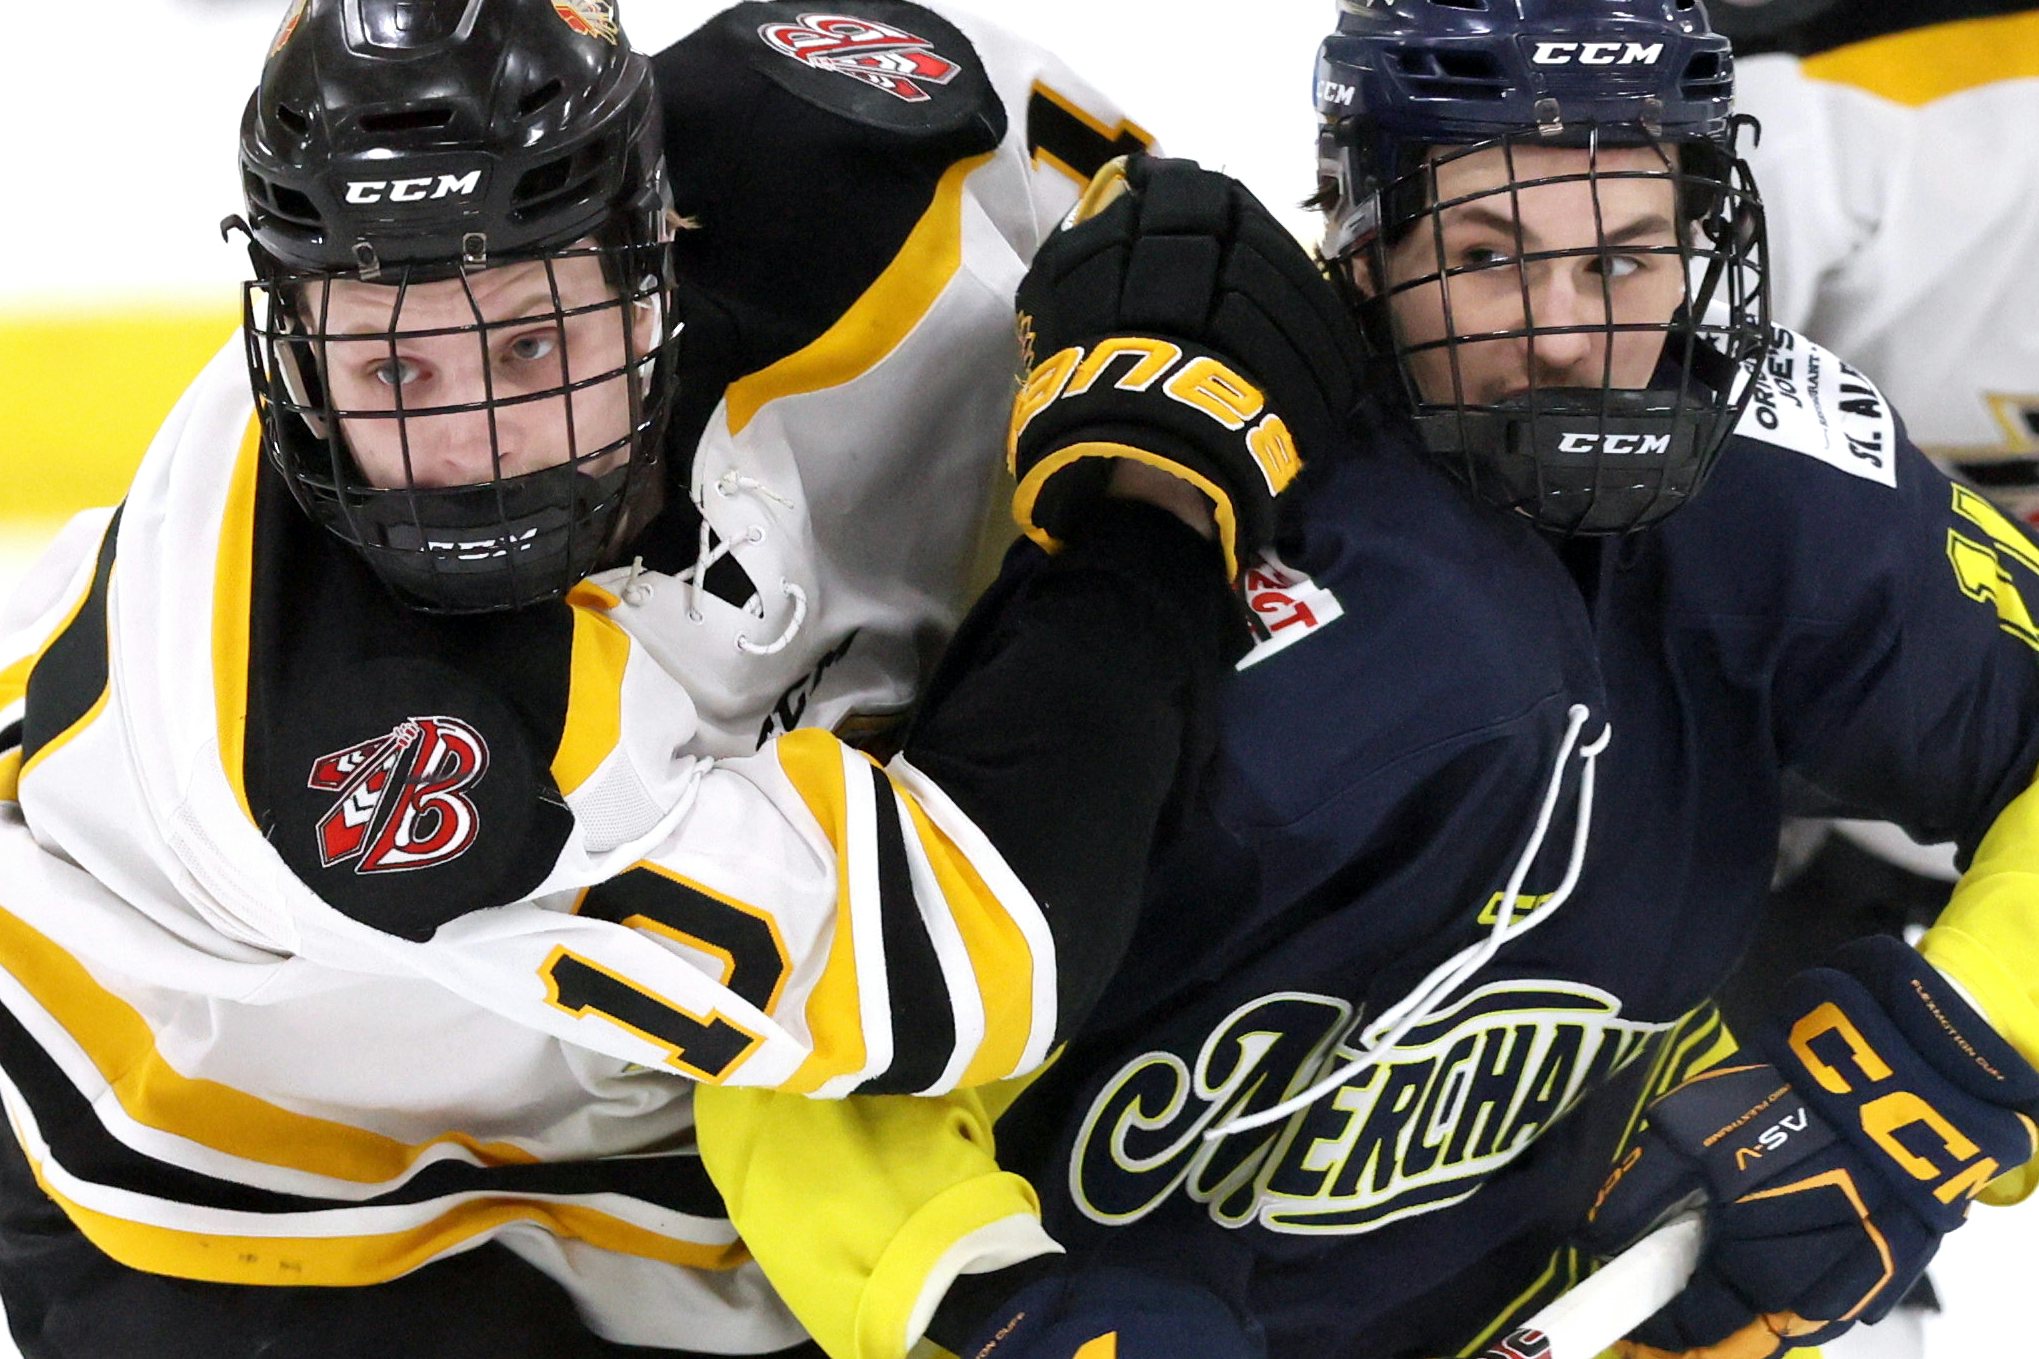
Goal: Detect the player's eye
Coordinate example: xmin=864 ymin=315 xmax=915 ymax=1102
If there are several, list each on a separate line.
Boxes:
xmin=1458 ymin=244 xmax=1515 ymax=273
xmin=504 ymin=330 xmax=560 ymax=364
xmin=369 ymin=356 xmax=424 ymax=388
xmin=1591 ymin=254 xmax=1646 ymax=282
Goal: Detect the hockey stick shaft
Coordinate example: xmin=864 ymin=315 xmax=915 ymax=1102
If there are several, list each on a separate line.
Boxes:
xmin=1469 ymin=1213 xmax=1704 ymax=1359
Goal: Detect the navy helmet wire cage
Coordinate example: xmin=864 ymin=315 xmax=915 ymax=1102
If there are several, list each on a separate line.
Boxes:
xmin=1314 ymin=0 xmax=1772 ymax=535
xmin=234 ymin=0 xmax=682 ymax=612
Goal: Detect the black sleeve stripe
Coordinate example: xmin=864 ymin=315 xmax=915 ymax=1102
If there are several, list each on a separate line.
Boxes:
xmin=1026 ymin=80 xmax=1155 ymax=187
xmin=21 ymin=505 xmax=122 ymax=768
xmin=861 ymin=762 xmax=958 ymax=1095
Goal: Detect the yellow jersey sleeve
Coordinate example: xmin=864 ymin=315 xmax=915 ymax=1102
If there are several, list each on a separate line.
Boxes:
xmin=1919 ymin=770 xmax=2039 ymax=1204
xmin=695 ymin=1081 xmax=1058 ymax=1359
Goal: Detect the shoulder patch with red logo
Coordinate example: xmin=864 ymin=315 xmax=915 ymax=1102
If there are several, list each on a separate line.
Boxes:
xmin=757 ymin=12 xmax=962 ymax=104
xmin=309 ymin=716 xmax=491 ymax=874
xmin=1238 ymin=550 xmax=1345 ymax=670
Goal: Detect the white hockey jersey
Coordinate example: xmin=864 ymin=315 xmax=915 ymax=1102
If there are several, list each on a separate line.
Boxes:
xmin=0 ymin=4 xmax=1153 ymax=1350
xmin=1738 ymin=11 xmax=2039 ymax=474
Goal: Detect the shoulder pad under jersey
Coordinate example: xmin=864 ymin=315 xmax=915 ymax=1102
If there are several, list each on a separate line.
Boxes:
xmin=707 ymin=2 xmax=1000 ymax=139
xmin=646 ymin=4 xmax=1007 ymax=383
xmin=1732 ymin=325 xmax=1900 ymax=489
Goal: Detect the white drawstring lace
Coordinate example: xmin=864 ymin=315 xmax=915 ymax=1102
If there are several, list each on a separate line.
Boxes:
xmin=620 ymin=556 xmax=652 ymax=607
xmin=735 ymin=581 xmax=809 ymax=655
xmin=680 ymin=470 xmax=807 ymax=654
xmin=1204 ymin=703 xmax=1611 ymax=1141
xmin=715 ymin=470 xmax=794 ymax=509
xmin=680 ymin=505 xmax=727 ymax=623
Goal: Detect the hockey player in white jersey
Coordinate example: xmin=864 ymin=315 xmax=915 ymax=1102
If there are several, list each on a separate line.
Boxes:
xmin=1730 ymin=0 xmax=2039 ymax=497
xmin=0 ymin=1 xmax=1360 ymax=1355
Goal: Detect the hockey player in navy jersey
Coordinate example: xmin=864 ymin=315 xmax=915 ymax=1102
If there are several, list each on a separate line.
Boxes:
xmin=702 ymin=3 xmax=2039 ymax=1357
xmin=0 ymin=2 xmax=1366 ymax=1356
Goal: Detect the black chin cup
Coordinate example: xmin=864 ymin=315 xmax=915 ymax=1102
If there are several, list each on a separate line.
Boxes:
xmin=327 ymin=459 xmax=633 ymax=613
xmin=1411 ymin=381 xmax=1737 ymax=536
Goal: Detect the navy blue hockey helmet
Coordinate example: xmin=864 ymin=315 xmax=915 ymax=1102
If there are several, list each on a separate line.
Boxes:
xmin=1314 ymin=0 xmax=1771 ymax=535
xmin=234 ymin=0 xmax=682 ymax=612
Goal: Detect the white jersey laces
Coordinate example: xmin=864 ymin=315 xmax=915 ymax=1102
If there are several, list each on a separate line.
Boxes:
xmin=1205 ymin=703 xmax=1612 ymax=1140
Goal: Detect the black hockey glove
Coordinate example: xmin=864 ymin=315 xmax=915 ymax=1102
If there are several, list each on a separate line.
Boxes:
xmin=1582 ymin=934 xmax=2039 ymax=1358
xmin=1009 ymin=154 xmax=1363 ymax=579
xmin=951 ymin=1265 xmax=1264 ymax=1359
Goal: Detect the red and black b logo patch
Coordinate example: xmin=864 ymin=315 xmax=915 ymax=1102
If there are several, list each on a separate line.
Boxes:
xmin=308 ymin=716 xmax=490 ymax=874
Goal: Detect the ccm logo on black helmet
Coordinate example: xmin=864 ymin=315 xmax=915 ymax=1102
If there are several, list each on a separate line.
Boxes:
xmin=1530 ymin=41 xmax=1666 ymax=66
xmin=343 ymin=171 xmax=485 ymax=206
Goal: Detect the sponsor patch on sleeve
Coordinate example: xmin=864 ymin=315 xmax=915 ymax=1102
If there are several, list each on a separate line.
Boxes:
xmin=1734 ymin=326 xmax=1897 ymax=487
xmin=1238 ymin=550 xmax=1344 ymax=670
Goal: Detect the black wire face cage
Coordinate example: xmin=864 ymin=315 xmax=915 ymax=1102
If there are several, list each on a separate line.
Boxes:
xmin=1339 ymin=123 xmax=1771 ymax=536
xmin=243 ymin=238 xmax=683 ymax=613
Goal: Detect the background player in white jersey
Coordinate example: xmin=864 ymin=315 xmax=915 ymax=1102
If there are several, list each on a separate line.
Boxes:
xmin=1725 ymin=0 xmax=2039 ymax=493
xmin=0 ymin=1 xmax=1362 ymax=1355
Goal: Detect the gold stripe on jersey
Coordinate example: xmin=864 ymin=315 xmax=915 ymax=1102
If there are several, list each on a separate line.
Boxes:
xmin=552 ymin=586 xmax=633 ymax=797
xmin=898 ymin=793 xmax=1038 ymax=1087
xmin=723 ymin=152 xmax=997 ymax=438
xmin=775 ymin=729 xmax=874 ymax=1092
xmin=17 ymin=1137 xmax=747 ymax=1288
xmin=213 ymin=417 xmax=265 ymax=826
xmin=0 ymin=895 xmax=536 ymax=1185
xmin=1 ymin=654 xmax=30 ymax=711
xmin=1802 ymin=12 xmax=2039 ymax=107
xmin=0 ymin=749 xmax=20 ymax=803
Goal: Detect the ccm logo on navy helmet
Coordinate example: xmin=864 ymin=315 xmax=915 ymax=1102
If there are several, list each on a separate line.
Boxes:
xmin=1530 ymin=41 xmax=1666 ymax=66
xmin=343 ymin=170 xmax=485 ymax=206
xmin=1318 ymin=79 xmax=1357 ymax=107
xmin=1559 ymin=432 xmax=1673 ymax=456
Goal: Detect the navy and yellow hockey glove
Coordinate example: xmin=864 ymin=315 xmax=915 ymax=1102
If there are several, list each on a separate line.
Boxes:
xmin=1009 ymin=154 xmax=1363 ymax=579
xmin=1583 ymin=934 xmax=2039 ymax=1358
xmin=952 ymin=1266 xmax=1264 ymax=1359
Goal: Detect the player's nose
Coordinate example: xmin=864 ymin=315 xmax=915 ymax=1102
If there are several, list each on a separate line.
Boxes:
xmin=1524 ymin=276 xmax=1599 ymax=374
xmin=398 ymin=406 xmax=521 ymax=488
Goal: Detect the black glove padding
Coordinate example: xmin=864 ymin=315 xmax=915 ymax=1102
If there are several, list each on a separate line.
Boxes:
xmin=953 ymin=1264 xmax=1264 ymax=1359
xmin=1010 ymin=154 xmax=1363 ymax=578
xmin=1582 ymin=935 xmax=2039 ymax=1358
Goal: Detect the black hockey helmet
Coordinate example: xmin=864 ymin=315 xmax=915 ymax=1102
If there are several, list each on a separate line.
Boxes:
xmin=235 ymin=0 xmax=681 ymax=612
xmin=1315 ymin=0 xmax=1772 ymax=535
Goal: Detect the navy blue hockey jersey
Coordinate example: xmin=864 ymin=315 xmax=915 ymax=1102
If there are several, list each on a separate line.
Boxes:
xmin=981 ymin=326 xmax=2039 ymax=1357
